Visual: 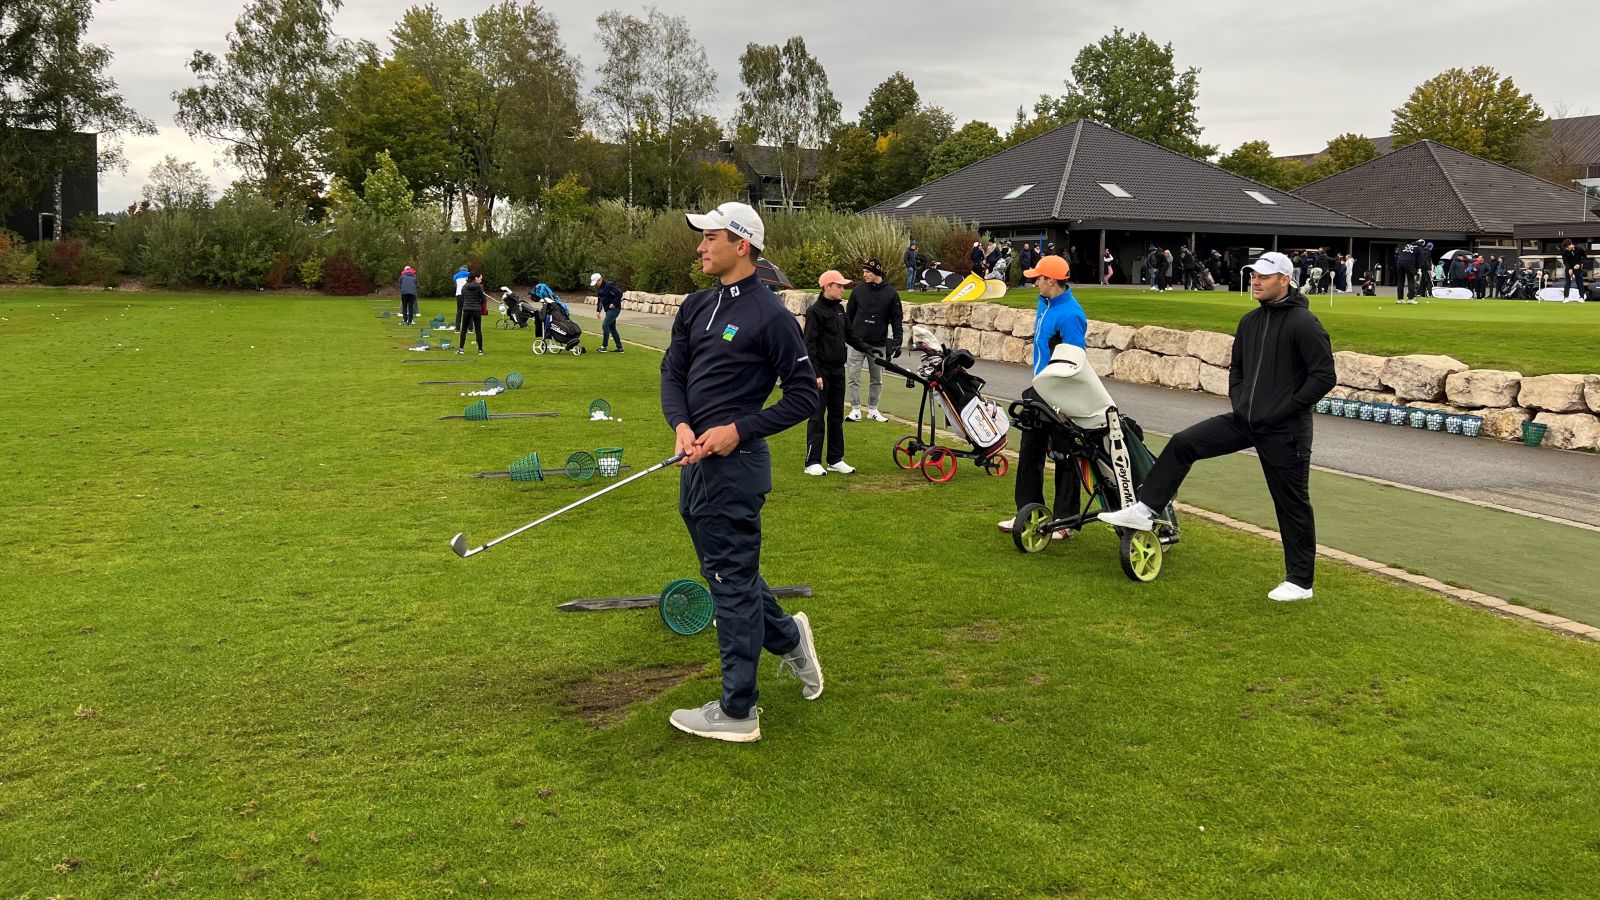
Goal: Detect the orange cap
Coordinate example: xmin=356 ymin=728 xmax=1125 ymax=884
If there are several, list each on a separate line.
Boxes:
xmin=817 ymin=269 xmax=853 ymax=288
xmin=1023 ymin=254 xmax=1070 ymax=281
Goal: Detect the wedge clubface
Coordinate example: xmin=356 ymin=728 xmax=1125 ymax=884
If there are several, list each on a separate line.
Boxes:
xmin=451 ymin=452 xmax=685 ymax=558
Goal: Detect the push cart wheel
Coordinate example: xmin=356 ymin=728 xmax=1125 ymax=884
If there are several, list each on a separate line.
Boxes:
xmin=986 ymin=454 xmax=1010 ymax=477
xmin=571 ymin=344 xmax=586 ymax=356
xmin=498 ymin=318 xmax=513 ymax=330
xmin=892 ymin=435 xmax=921 ymax=470
xmin=920 ymin=446 xmax=956 ymax=483
xmin=1119 ymin=529 xmax=1163 ymax=582
xmin=1012 ymin=503 xmax=1052 ymax=554
xmin=531 ymin=340 xmax=546 ymax=355
xmin=660 ymin=579 xmax=713 ymax=635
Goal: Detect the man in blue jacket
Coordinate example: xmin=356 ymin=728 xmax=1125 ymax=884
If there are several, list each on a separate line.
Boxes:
xmin=1000 ymin=255 xmax=1087 ymax=538
xmin=592 ymin=271 xmax=624 ymax=352
xmin=662 ymin=201 xmax=822 ymax=743
xmin=903 ymin=241 xmax=919 ymax=291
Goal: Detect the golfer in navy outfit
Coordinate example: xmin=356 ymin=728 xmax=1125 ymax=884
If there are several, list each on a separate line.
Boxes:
xmin=661 ymin=201 xmax=823 ymax=743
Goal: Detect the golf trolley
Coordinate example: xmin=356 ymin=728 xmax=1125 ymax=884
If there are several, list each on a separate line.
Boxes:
xmin=1007 ymin=344 xmax=1179 ymax=582
xmin=876 ymin=325 xmax=1010 ymax=483
xmin=498 ymin=287 xmax=538 ymax=329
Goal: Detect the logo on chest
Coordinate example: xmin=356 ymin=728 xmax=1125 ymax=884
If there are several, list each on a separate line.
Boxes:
xmin=722 ymin=324 xmax=740 ymax=342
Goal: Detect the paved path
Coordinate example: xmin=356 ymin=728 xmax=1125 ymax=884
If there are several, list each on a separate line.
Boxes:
xmin=618 ymin=308 xmax=1600 ymax=528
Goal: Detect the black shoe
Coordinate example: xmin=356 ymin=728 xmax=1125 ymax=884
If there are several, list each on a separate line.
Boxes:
xmin=597 ymin=347 xmax=609 ymax=352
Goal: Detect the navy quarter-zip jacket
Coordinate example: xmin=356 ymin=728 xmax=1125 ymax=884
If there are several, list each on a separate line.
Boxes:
xmin=661 ymin=271 xmax=819 ymax=441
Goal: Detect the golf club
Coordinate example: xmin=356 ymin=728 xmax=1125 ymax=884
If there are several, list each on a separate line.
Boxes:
xmin=451 ymin=452 xmax=685 ymax=558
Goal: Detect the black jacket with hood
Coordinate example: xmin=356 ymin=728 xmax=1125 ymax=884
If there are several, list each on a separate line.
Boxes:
xmin=803 ymin=293 xmax=849 ymax=367
xmin=844 ymin=281 xmax=904 ymax=350
xmin=1228 ymin=286 xmax=1336 ymax=437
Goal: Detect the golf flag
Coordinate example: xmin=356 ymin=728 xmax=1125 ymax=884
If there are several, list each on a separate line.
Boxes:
xmin=941 ymin=272 xmax=987 ymax=303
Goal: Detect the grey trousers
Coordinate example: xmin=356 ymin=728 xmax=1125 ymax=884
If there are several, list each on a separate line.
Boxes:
xmin=846 ymin=345 xmax=885 ymax=408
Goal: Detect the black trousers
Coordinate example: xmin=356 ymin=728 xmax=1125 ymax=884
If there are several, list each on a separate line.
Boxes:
xmin=1139 ymin=413 xmax=1317 ymax=588
xmin=460 ymin=310 xmax=483 ymax=350
xmin=1016 ymin=402 xmax=1081 ymax=519
xmin=401 ymin=294 xmax=417 ymax=323
xmin=679 ymin=440 xmax=800 ymax=718
xmin=1397 ymin=265 xmax=1417 ymax=300
xmin=805 ymin=363 xmax=845 ymax=466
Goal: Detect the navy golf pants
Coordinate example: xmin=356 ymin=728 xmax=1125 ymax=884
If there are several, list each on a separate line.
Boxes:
xmin=679 ymin=439 xmax=800 ymax=718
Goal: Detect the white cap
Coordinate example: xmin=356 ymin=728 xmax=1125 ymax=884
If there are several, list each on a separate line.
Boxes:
xmin=589 ymin=272 xmax=602 ymax=286
xmin=686 ymin=201 xmax=764 ymax=250
xmin=1247 ymin=252 xmax=1294 ymax=277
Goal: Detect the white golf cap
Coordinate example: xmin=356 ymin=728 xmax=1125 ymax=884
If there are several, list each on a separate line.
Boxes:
xmin=589 ymin=272 xmax=602 ymax=286
xmin=1247 ymin=251 xmax=1294 ymax=276
xmin=686 ymin=201 xmax=764 ymax=250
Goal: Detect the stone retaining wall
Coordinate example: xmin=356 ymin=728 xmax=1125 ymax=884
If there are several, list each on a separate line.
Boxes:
xmin=622 ymin=291 xmax=1600 ymax=450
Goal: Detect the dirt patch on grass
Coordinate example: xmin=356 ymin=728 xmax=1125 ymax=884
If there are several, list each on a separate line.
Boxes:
xmin=945 ymin=620 xmax=1011 ymax=644
xmin=839 ymin=475 xmax=928 ymax=494
xmin=562 ymin=663 xmax=706 ymax=727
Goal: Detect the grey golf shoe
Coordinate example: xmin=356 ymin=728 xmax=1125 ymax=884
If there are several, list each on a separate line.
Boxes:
xmin=777 ymin=611 xmax=824 ymax=700
xmin=669 ymin=700 xmax=761 ymax=743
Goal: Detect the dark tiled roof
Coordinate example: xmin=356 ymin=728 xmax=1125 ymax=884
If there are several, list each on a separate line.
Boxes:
xmin=864 ymin=120 xmax=1375 ymax=233
xmin=1294 ymin=140 xmax=1596 ymax=235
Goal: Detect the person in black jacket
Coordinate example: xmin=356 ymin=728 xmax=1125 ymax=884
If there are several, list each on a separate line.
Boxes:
xmin=843 ymin=258 xmax=904 ymax=423
xmin=803 ymin=270 xmax=855 ymax=475
xmin=969 ymin=241 xmax=984 ymax=275
xmin=664 ymin=201 xmax=822 ymax=743
xmin=457 ymin=272 xmax=487 ymax=355
xmin=1561 ymin=239 xmax=1588 ymax=300
xmin=592 ymin=271 xmax=625 ymax=352
xmin=1100 ymin=251 xmax=1335 ymax=602
xmin=902 ymin=241 xmax=919 ymax=291
xmin=1144 ymin=247 xmax=1165 ymax=291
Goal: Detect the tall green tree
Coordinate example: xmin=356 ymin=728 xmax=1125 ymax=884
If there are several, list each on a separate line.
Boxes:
xmin=643 ymin=8 xmax=717 ymax=209
xmin=141 ymin=155 xmax=213 ymax=210
xmin=859 ymin=72 xmax=919 ymax=138
xmin=734 ymin=37 xmax=841 ymax=209
xmin=325 ymin=58 xmax=456 ymax=202
xmin=592 ymin=10 xmax=653 ymax=211
xmin=878 ymin=106 xmax=953 ymax=199
xmin=1217 ymin=140 xmax=1304 ymax=191
xmin=174 ymin=0 xmax=351 ymax=212
xmin=1391 ymin=66 xmax=1543 ymax=169
xmin=926 ymin=120 xmax=1004 ymax=181
xmin=20 ymin=0 xmax=153 ymax=237
xmin=0 ymin=0 xmax=51 ymax=217
xmin=1035 ymin=27 xmax=1215 ymax=159
xmin=819 ymin=124 xmax=882 ymax=212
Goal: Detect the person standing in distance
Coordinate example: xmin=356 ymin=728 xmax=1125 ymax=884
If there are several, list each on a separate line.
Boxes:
xmin=452 ymin=263 xmax=470 ymax=333
xmin=999 ymin=255 xmax=1086 ymax=539
xmin=1100 ymin=252 xmax=1335 ymax=601
xmin=903 ymin=240 xmax=919 ymax=292
xmin=843 ymin=258 xmax=904 ymax=423
xmin=803 ymin=270 xmax=855 ymax=476
xmin=662 ymin=201 xmax=823 ymax=743
xmin=456 ymin=271 xmax=487 ymax=356
xmin=1561 ymin=239 xmax=1588 ymax=300
xmin=593 ymin=272 xmax=624 ymax=353
xmin=398 ymin=266 xmax=418 ymax=325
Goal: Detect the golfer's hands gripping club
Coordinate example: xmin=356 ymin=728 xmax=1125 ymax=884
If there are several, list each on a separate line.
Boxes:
xmin=673 ymin=422 xmax=741 ymax=465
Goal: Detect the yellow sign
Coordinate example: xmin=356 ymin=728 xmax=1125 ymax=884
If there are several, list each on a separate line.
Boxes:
xmin=941 ymin=272 xmax=987 ymax=303
xmin=982 ymin=279 xmax=1008 ymax=300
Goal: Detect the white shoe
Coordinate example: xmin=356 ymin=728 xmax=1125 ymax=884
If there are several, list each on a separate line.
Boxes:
xmin=1268 ymin=581 xmax=1314 ymax=602
xmin=845 ymin=408 xmax=862 ymax=422
xmin=997 ymin=517 xmax=1015 ymax=533
xmin=827 ymin=460 xmax=856 ymax=474
xmin=804 ymin=463 xmax=827 ymax=476
xmin=1098 ymin=505 xmax=1155 ymax=531
xmin=865 ymin=408 xmax=889 ymax=423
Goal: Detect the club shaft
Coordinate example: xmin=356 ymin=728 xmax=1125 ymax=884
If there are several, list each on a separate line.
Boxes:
xmin=476 ymin=453 xmax=684 ymax=553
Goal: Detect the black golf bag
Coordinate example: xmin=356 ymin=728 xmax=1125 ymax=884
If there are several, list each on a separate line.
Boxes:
xmin=541 ymin=300 xmax=583 ymax=349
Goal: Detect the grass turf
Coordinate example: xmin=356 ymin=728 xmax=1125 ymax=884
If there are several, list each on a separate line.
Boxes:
xmin=3 ymin=288 xmax=1600 ymax=896
xmin=900 ymin=287 xmax=1600 ymax=376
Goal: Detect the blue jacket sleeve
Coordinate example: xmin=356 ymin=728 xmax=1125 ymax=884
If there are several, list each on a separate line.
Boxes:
xmin=732 ymin=313 xmax=819 ymax=442
xmin=660 ymin=300 xmax=694 ymax=431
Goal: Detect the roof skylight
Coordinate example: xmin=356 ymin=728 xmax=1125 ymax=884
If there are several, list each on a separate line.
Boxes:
xmin=1098 ymin=182 xmax=1133 ymax=199
xmin=896 ymin=194 xmax=924 ymax=209
xmin=1244 ymin=190 xmax=1277 ymax=205
xmin=1002 ymin=183 xmax=1036 ymax=200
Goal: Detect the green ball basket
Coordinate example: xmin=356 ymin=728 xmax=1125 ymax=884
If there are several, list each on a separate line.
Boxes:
xmin=564 ymin=450 xmax=597 ymax=481
xmin=465 ymin=399 xmax=489 ymax=421
xmin=508 ymin=451 xmax=543 ymax=482
xmin=441 ymin=338 xmax=453 ymax=350
xmin=505 ymin=371 xmax=524 ymax=389
xmin=660 ymin=579 xmax=713 ymax=635
xmin=484 ymin=376 xmax=502 ymax=391
xmin=589 ymin=398 xmax=611 ymax=417
xmin=595 ymin=447 xmax=624 ymax=478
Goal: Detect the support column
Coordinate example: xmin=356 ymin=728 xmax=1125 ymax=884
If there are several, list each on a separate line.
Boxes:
xmin=1272 ymin=234 xmax=1280 ymax=252
xmin=1098 ymin=229 xmax=1107 ymax=284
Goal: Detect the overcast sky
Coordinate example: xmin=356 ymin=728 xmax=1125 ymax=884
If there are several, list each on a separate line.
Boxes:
xmin=86 ymin=0 xmax=1594 ymax=212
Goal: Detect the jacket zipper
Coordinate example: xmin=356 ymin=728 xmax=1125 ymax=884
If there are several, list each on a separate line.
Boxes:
xmin=704 ymin=287 xmax=724 ymax=333
xmin=1246 ymin=309 xmax=1273 ymax=420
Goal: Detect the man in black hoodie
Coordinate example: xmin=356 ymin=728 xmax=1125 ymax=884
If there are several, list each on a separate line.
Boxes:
xmin=803 ymin=269 xmax=854 ymax=475
xmin=1561 ymin=239 xmax=1588 ymax=300
xmin=843 ymin=258 xmax=904 ymax=422
xmin=1100 ymin=252 xmax=1335 ymax=602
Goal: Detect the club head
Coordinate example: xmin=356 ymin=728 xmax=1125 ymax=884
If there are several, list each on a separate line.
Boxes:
xmin=450 ymin=533 xmax=472 ymax=558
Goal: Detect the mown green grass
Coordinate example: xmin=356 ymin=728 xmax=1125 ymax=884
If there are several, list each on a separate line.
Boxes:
xmin=3 ymin=288 xmax=1600 ymax=897
xmin=901 ymin=287 xmax=1600 ymax=375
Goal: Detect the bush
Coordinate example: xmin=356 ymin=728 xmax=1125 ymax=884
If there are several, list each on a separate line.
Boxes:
xmin=128 ymin=209 xmax=206 ymax=287
xmin=321 ymin=250 xmax=373 ymax=295
xmin=299 ymin=253 xmax=325 ymax=289
xmin=770 ymin=239 xmax=837 ymax=292
xmin=37 ymin=239 xmax=122 ymax=286
xmin=534 ymin=219 xmax=593 ymax=291
xmin=199 ymin=193 xmax=308 ymax=289
xmin=0 ymin=230 xmax=37 ymax=283
xmin=326 ymin=212 xmax=403 ymax=286
xmin=414 ymin=226 xmax=464 ymax=298
xmin=937 ymin=228 xmax=981 ymax=277
xmin=627 ymin=210 xmax=700 ymax=294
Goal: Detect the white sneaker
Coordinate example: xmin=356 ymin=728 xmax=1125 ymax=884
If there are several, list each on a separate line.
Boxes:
xmin=845 ymin=408 xmax=862 ymax=422
xmin=804 ymin=463 xmax=827 ymax=476
xmin=1268 ymin=582 xmax=1314 ymax=602
xmin=865 ymin=408 xmax=889 ymax=423
xmin=997 ymin=517 xmax=1016 ymax=533
xmin=827 ymin=460 xmax=856 ymax=474
xmin=1098 ymin=505 xmax=1155 ymax=531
